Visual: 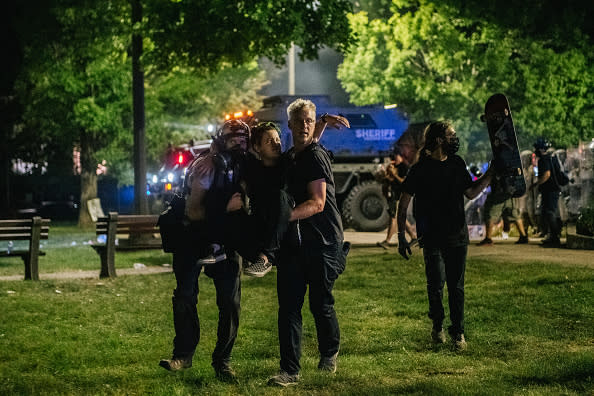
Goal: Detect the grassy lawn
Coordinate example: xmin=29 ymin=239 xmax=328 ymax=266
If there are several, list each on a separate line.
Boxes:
xmin=0 ymin=226 xmax=593 ymax=395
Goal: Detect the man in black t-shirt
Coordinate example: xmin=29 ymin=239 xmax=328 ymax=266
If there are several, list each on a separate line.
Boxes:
xmin=396 ymin=121 xmax=493 ymax=351
xmin=531 ymin=138 xmax=561 ymax=246
xmin=268 ymin=99 xmax=345 ymax=387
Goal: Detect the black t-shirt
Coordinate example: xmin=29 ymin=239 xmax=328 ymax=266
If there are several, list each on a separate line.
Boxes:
xmin=283 ymin=143 xmax=343 ymax=247
xmin=244 ymin=152 xmax=284 ymax=217
xmin=389 ymin=162 xmax=409 ymax=195
xmin=537 ymin=154 xmax=560 ymax=193
xmin=402 ymin=155 xmax=473 ymax=248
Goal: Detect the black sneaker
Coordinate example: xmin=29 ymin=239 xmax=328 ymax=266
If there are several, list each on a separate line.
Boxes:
xmin=214 ymin=364 xmax=238 ymax=383
xmin=267 ymin=371 xmax=300 ymax=387
xmin=452 ymin=333 xmax=467 ymax=351
xmin=198 ymin=244 xmax=226 ymax=265
xmin=540 ymin=238 xmax=560 ymax=248
xmin=243 ymin=256 xmax=272 ymax=277
xmin=318 ymin=351 xmax=338 ymax=373
xmin=477 ymin=237 xmax=493 ymax=246
xmin=515 ymin=235 xmax=529 ymax=244
xmin=431 ymin=328 xmax=446 ymax=344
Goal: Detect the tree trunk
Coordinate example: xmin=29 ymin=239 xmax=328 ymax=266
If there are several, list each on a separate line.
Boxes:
xmin=78 ymin=132 xmax=98 ymax=229
xmin=132 ymin=0 xmax=148 ymax=215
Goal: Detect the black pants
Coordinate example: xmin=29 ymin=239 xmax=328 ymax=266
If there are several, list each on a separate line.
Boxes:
xmin=541 ymin=190 xmax=561 ymax=240
xmin=422 ymin=245 xmax=467 ymax=336
xmin=225 ymin=189 xmax=293 ymax=262
xmin=170 ymin=245 xmax=241 ymax=368
xmin=276 ymin=243 xmax=342 ymax=375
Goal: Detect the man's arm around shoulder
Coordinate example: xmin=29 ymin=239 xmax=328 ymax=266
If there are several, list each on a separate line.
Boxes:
xmin=289 ymin=179 xmax=326 ymax=221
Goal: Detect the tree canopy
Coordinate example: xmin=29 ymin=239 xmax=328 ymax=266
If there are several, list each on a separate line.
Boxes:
xmin=2 ymin=0 xmax=354 ymax=219
xmin=338 ymin=0 xmax=594 ymax=159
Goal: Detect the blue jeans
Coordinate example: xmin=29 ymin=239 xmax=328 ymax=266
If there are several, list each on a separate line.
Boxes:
xmin=276 ymin=243 xmax=342 ymax=375
xmin=423 ymin=245 xmax=467 ymax=336
xmin=170 ymin=246 xmax=241 ymax=368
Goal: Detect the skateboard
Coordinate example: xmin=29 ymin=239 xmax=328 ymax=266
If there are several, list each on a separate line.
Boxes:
xmin=481 ymin=93 xmax=526 ymax=198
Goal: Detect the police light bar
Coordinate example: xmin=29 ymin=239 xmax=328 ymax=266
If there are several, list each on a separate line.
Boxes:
xmin=224 ymin=110 xmax=253 ymax=121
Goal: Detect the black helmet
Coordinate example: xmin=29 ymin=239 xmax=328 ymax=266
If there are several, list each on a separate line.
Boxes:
xmin=533 ymin=137 xmax=551 ymax=151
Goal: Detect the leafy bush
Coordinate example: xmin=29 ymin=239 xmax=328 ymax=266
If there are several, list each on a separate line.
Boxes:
xmin=576 ymin=204 xmax=594 ymax=236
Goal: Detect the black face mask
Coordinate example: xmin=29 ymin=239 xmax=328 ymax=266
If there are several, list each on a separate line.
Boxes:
xmin=446 ymin=136 xmax=460 ymax=155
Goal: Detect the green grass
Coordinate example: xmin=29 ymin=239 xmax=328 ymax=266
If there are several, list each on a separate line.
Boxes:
xmin=1 ymin=226 xmax=593 ymax=395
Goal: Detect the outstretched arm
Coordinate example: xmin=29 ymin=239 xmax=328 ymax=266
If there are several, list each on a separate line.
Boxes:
xmin=465 ymin=165 xmax=494 ymax=199
xmin=313 ymin=114 xmax=350 ymax=143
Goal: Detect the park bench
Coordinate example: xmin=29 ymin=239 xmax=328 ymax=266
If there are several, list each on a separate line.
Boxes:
xmin=91 ymin=212 xmax=161 ymax=278
xmin=0 ymin=217 xmax=51 ymax=281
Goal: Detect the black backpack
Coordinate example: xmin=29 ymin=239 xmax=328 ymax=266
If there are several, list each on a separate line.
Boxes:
xmin=157 ymin=194 xmax=187 ymax=253
xmin=549 ymin=154 xmax=570 ymax=188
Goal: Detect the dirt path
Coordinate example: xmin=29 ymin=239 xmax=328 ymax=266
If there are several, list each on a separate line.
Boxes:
xmin=1 ymin=232 xmax=592 ymax=281
xmin=344 ymin=231 xmax=594 ymax=269
xmin=0 ymin=265 xmax=172 ymax=282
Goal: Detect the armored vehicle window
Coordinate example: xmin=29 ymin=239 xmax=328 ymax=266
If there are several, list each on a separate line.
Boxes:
xmin=344 ymin=114 xmax=377 ymax=128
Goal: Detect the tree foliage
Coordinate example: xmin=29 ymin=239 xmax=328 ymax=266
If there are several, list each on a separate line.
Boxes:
xmin=144 ymin=62 xmax=268 ymax=175
xmin=144 ymin=0 xmax=354 ymax=69
xmin=338 ymin=0 xmax=594 ymax=159
xmin=5 ymin=0 xmax=354 ymax=218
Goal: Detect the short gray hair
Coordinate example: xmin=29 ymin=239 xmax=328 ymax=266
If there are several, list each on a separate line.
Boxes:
xmin=287 ymin=98 xmax=316 ymax=121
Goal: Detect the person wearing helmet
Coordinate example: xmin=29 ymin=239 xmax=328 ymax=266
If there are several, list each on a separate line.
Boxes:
xmin=396 ymin=121 xmax=494 ymax=351
xmin=158 ymin=119 xmax=250 ymax=382
xmin=531 ymin=137 xmax=561 ymax=246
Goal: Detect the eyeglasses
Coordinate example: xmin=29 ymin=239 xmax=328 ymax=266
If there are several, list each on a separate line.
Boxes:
xmin=291 ymin=117 xmax=315 ymax=125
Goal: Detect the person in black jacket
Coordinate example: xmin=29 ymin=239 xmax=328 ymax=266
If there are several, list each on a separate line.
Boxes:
xmin=396 ymin=121 xmax=493 ymax=351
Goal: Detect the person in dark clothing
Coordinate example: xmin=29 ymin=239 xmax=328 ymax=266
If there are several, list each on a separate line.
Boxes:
xmin=226 ymin=122 xmax=292 ymax=277
xmin=226 ymin=117 xmax=350 ymax=276
xmin=396 ymin=121 xmax=493 ymax=351
xmin=268 ymin=99 xmax=347 ymax=387
xmin=531 ymin=138 xmax=561 ymax=246
xmin=377 ymin=146 xmax=417 ymax=249
xmin=477 ymin=176 xmax=528 ymax=246
xmin=158 ymin=119 xmax=250 ymax=383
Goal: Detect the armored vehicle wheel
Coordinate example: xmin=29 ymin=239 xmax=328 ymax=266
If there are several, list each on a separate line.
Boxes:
xmin=342 ymin=181 xmax=389 ymax=232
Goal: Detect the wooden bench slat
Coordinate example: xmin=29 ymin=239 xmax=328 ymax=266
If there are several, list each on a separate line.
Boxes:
xmin=0 ymin=228 xmax=50 ymax=235
xmin=0 ymin=233 xmax=49 ymax=240
xmin=0 ymin=220 xmax=51 ymax=227
xmin=96 ymin=228 xmax=159 ymax=235
xmin=0 ymin=250 xmax=46 ymax=258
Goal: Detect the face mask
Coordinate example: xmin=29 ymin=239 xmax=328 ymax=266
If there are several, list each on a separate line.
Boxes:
xmin=446 ymin=136 xmax=460 ymax=155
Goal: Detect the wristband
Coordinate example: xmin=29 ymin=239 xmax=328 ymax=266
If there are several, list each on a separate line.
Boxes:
xmin=321 ymin=113 xmax=328 ymax=123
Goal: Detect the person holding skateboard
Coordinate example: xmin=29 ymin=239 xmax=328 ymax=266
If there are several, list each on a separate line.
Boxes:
xmin=396 ymin=121 xmax=493 ymax=350
xmin=477 ymin=176 xmax=529 ymax=246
